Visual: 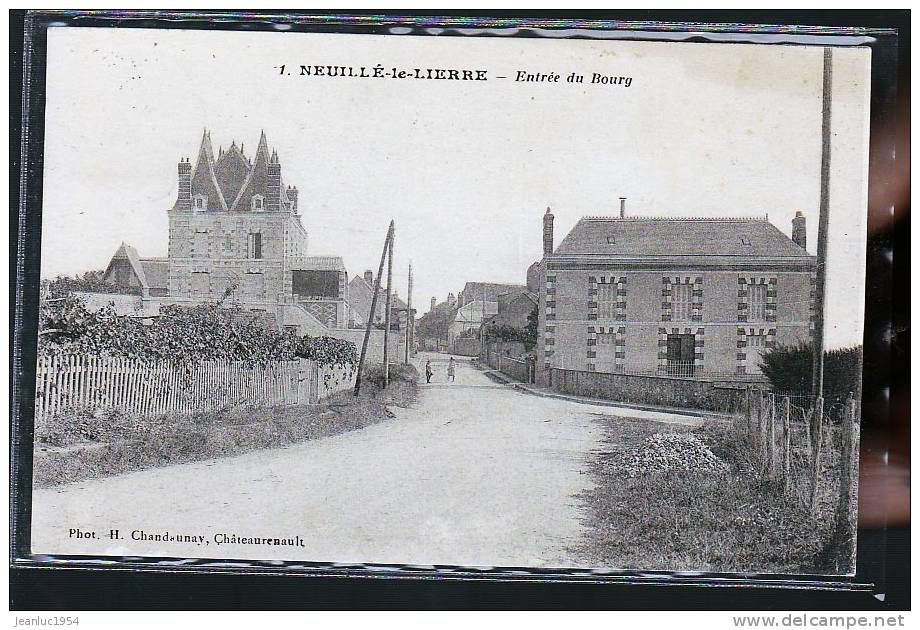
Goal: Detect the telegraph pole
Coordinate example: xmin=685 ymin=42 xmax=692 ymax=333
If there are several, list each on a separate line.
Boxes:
xmin=383 ymin=223 xmax=394 ymax=387
xmin=405 ymin=261 xmax=413 ymax=363
xmin=354 ymin=221 xmax=393 ymax=396
xmin=811 ymin=47 xmax=833 ymax=400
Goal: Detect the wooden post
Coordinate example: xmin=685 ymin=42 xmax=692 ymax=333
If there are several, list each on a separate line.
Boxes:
xmin=405 ymin=261 xmax=412 ymax=364
xmin=809 ymin=396 xmax=825 ymax=513
xmin=768 ymin=392 xmax=777 ymax=479
xmin=782 ymin=396 xmax=792 ymax=491
xmin=383 ymin=224 xmax=394 ymax=388
xmin=354 ymin=221 xmax=393 ymax=396
xmin=832 ymin=396 xmax=860 ymax=571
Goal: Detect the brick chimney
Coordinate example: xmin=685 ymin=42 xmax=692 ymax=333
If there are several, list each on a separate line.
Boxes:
xmin=176 ymin=157 xmax=191 ymax=211
xmin=792 ymin=211 xmax=807 ymax=249
xmin=430 ymin=296 xmax=436 ymax=310
xmin=543 ymin=207 xmax=554 ymax=257
xmin=619 ymin=197 xmax=627 ymax=219
xmin=364 ymin=270 xmax=373 ymax=286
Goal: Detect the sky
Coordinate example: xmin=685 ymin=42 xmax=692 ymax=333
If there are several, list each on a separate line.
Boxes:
xmin=41 ymin=27 xmax=870 ymax=348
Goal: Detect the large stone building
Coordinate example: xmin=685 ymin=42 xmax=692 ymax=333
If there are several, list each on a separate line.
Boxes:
xmin=106 ymin=129 xmax=352 ymax=332
xmin=534 ymin=207 xmax=815 ymax=385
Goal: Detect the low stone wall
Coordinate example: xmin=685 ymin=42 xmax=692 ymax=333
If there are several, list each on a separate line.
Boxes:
xmin=452 ymin=337 xmax=481 ymax=356
xmin=550 ymin=368 xmax=751 ymax=413
xmin=500 ymin=357 xmax=531 ymax=383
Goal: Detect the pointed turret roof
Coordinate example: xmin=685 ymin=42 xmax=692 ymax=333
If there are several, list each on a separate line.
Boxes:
xmin=190 ymin=129 xmax=229 ymax=212
xmin=230 ymin=130 xmax=273 ymax=211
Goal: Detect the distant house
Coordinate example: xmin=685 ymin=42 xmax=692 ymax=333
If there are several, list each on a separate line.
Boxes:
xmin=103 ymin=243 xmax=169 ymax=298
xmin=481 ymin=289 xmax=539 ymax=363
xmin=449 ymin=300 xmax=498 ymax=348
xmin=534 ymin=206 xmax=815 ymax=385
xmin=458 ymin=281 xmax=527 ymax=307
xmin=482 ymin=290 xmax=538 ymax=332
xmin=347 ymin=270 xmax=411 ymax=330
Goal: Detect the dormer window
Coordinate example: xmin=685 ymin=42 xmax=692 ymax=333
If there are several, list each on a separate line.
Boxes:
xmin=193 ymin=194 xmax=207 ymax=212
xmin=251 ymin=195 xmax=265 ymax=212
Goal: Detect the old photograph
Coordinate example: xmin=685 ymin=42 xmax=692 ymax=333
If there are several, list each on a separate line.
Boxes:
xmin=27 ymin=25 xmax=870 ymax=575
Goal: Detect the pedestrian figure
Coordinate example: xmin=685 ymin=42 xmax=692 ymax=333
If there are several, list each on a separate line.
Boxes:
xmin=425 ymin=359 xmax=433 ymax=383
xmin=447 ymin=357 xmax=456 ymax=382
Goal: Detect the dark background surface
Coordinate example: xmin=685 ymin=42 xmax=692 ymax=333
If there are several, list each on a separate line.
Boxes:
xmin=10 ymin=9 xmax=909 ymax=610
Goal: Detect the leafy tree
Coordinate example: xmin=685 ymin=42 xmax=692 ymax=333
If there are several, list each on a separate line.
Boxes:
xmin=525 ymin=305 xmax=538 ymax=344
xmin=416 ymin=302 xmax=457 ymax=343
xmin=482 ymin=306 xmax=538 ymax=346
xmin=758 ymin=341 xmax=862 ymax=406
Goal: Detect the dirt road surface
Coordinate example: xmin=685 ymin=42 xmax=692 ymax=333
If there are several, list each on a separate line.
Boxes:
xmin=30 ymin=353 xmax=692 ymax=568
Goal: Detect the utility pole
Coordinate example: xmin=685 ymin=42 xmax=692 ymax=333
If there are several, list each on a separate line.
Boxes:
xmin=383 ymin=222 xmax=394 ymax=387
xmin=811 ymin=47 xmax=833 ymax=401
xmin=354 ymin=220 xmax=393 ymax=396
xmin=405 ymin=261 xmax=413 ymax=363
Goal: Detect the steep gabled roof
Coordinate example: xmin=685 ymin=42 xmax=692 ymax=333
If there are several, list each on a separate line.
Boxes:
xmin=229 ymin=130 xmax=271 ymax=212
xmin=105 ymin=242 xmax=148 ymax=286
xmin=555 ymin=217 xmax=812 ymax=260
xmin=189 ymin=129 xmax=229 ymax=212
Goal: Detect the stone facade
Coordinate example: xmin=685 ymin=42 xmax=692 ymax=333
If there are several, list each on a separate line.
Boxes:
xmin=536 ymin=213 xmax=816 ymax=385
xmin=165 ymin=130 xmax=348 ymax=330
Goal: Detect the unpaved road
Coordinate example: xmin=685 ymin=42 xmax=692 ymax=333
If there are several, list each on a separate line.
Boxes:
xmin=31 ymin=354 xmax=693 ymax=567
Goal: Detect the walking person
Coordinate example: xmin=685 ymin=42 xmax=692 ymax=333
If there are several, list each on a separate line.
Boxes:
xmin=425 ymin=359 xmax=433 ymax=384
xmin=447 ymin=356 xmax=456 ymax=382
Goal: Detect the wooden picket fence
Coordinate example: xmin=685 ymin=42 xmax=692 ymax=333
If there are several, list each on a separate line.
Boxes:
xmin=34 ymin=355 xmax=356 ymax=421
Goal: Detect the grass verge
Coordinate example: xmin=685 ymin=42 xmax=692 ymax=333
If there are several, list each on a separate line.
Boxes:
xmin=34 ymin=363 xmax=418 ymax=488
xmin=576 ymin=415 xmax=832 ymax=574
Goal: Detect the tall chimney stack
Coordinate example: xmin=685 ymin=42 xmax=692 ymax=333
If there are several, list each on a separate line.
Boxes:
xmin=364 ymin=270 xmax=373 ymax=285
xmin=430 ymin=296 xmax=436 ymax=311
xmin=619 ymin=197 xmax=627 ymax=219
xmin=543 ymin=207 xmax=555 ymax=257
xmin=792 ymin=211 xmax=807 ymax=250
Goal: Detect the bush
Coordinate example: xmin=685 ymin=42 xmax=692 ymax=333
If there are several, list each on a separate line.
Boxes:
xmin=38 ymin=298 xmax=357 ymax=368
xmin=43 ymin=270 xmax=141 ymax=297
xmin=361 ymin=362 xmax=419 ymax=389
xmin=759 ymin=342 xmax=862 ymax=405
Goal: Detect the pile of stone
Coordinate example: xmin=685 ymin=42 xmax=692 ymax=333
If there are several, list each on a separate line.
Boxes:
xmin=613 ymin=432 xmax=729 ymax=477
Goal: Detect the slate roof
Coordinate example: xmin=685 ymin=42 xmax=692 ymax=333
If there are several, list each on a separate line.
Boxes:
xmin=106 ymin=243 xmax=148 ymax=286
xmin=177 ymin=129 xmax=293 ymax=213
xmin=139 ymin=258 xmax=168 ymax=290
xmin=554 ymin=217 xmax=812 ymax=260
xmin=461 ymin=282 xmax=527 ymax=304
